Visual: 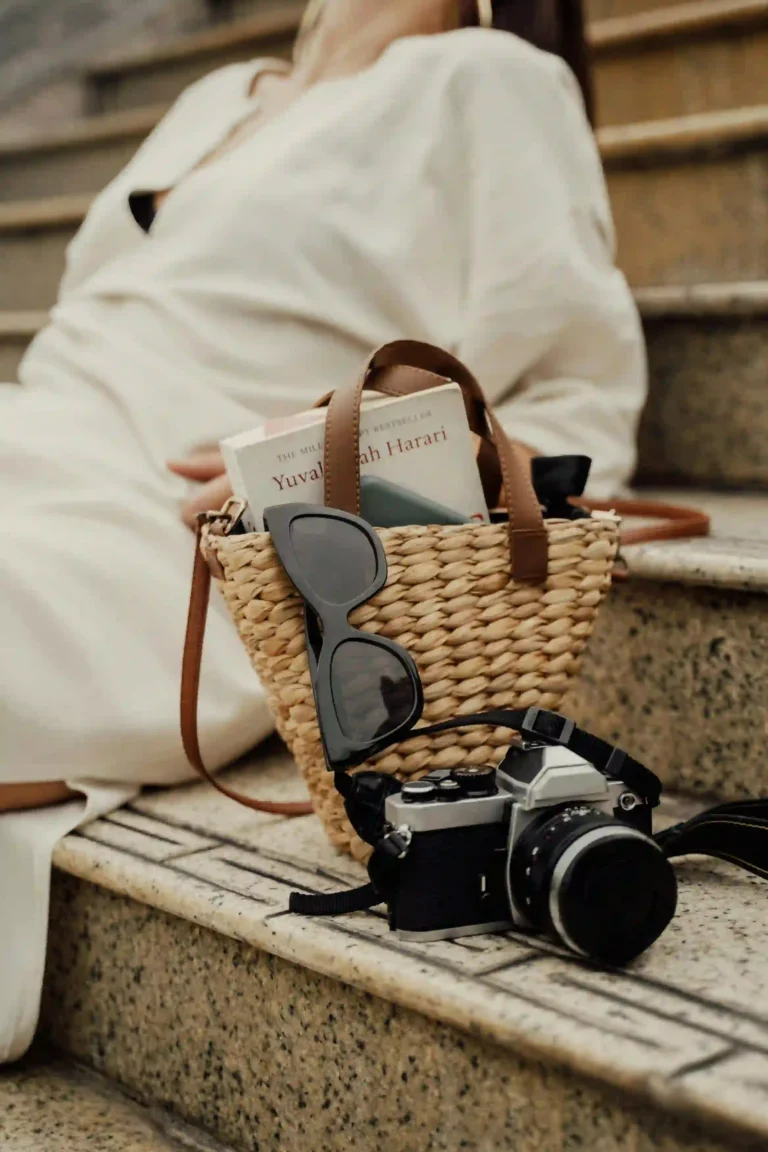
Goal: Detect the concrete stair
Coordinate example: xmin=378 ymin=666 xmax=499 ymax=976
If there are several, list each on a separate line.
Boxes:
xmin=34 ymin=746 xmax=768 ymax=1152
xmin=591 ymin=0 xmax=768 ymax=125
xmin=85 ymin=5 xmax=303 ymax=114
xmin=566 ymin=490 xmax=768 ymax=801
xmin=1 ymin=4 xmax=767 ymax=1147
xmin=637 ymin=282 xmax=768 ymax=487
xmin=0 ymin=1049 xmax=234 ymax=1150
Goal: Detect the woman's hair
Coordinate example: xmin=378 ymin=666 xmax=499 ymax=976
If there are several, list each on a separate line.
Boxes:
xmin=490 ymin=1 xmax=594 ymax=124
xmin=296 ymin=0 xmax=594 ymax=125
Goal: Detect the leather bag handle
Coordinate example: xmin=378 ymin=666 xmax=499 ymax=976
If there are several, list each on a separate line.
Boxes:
xmin=180 ymin=515 xmax=313 ymax=817
xmin=316 ymin=340 xmax=549 ymax=585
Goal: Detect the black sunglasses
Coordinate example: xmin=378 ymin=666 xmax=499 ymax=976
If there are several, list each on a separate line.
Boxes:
xmin=263 ymin=503 xmax=424 ymax=771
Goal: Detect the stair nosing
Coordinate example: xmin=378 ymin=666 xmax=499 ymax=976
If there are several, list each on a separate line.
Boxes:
xmin=590 ymin=0 xmax=768 ymax=52
xmin=0 ymin=310 xmax=48 ymax=337
xmin=0 ymin=104 xmax=166 ymax=157
xmin=635 ymin=281 xmax=768 ymax=316
xmin=0 ymin=193 xmax=93 ymax=233
xmin=598 ymin=104 xmax=768 ymax=165
xmin=87 ymin=5 xmax=305 ymax=82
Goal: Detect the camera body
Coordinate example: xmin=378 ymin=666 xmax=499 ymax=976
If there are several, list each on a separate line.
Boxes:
xmin=383 ymin=739 xmax=675 ymax=964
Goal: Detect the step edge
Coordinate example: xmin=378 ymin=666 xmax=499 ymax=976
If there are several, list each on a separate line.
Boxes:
xmin=598 ymin=104 xmax=768 ymax=165
xmin=0 ymin=193 xmax=93 ymax=233
xmin=590 ymin=0 xmax=768 ymax=52
xmin=0 ymin=105 xmax=165 ymax=158
xmin=0 ymin=310 xmax=48 ymax=337
xmin=636 ymin=280 xmax=768 ymax=316
xmin=87 ymin=5 xmax=305 ymax=82
xmin=51 ymin=829 xmax=768 ymax=1147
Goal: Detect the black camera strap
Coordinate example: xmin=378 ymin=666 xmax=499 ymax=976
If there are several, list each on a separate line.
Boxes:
xmin=656 ymin=799 xmax=768 ymax=881
xmin=289 ymin=710 xmax=768 ymax=918
xmin=408 ymin=707 xmax=663 ymax=808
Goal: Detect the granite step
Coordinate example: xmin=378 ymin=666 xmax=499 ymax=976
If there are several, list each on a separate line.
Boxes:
xmin=81 ymin=0 xmax=762 ymax=127
xmin=635 ymin=281 xmax=768 ymax=488
xmin=588 ymin=0 xmax=702 ymax=18
xmin=0 ymin=195 xmax=91 ymax=313
xmin=85 ymin=5 xmax=304 ymax=115
xmin=39 ymin=748 xmax=768 ymax=1152
xmin=591 ymin=0 xmax=768 ymax=126
xmin=603 ymin=105 xmax=768 ymax=285
xmin=565 ymin=489 xmax=768 ymax=803
xmin=3 ymin=102 xmax=766 ymax=287
xmin=0 ymin=105 xmax=162 ymax=203
xmin=0 ymin=1049 xmax=233 ymax=1151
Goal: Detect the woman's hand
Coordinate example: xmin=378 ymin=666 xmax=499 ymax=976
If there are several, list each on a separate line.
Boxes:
xmin=167 ymin=450 xmax=232 ymax=529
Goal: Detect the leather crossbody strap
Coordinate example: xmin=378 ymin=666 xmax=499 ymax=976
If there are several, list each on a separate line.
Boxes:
xmin=579 ymin=498 xmax=710 ymax=546
xmin=180 ymin=524 xmax=313 ymax=817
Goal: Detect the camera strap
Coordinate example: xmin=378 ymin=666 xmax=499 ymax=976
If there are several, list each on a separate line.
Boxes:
xmin=288 ymin=710 xmax=768 ymax=918
xmin=655 ymin=799 xmax=768 ymax=881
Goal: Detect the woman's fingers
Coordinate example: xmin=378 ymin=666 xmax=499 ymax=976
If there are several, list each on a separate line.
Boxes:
xmin=180 ymin=474 xmax=234 ymax=529
xmin=167 ymin=449 xmax=225 ymax=481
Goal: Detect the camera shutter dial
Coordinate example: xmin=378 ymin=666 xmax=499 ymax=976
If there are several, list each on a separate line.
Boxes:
xmin=401 ymin=780 xmax=438 ymax=803
xmin=450 ymin=766 xmax=497 ymax=797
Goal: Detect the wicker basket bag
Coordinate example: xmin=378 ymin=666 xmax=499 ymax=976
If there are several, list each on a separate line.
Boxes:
xmin=182 ymin=341 xmax=621 ymax=859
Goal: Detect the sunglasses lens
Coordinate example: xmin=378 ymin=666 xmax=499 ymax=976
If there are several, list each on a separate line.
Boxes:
xmin=289 ymin=516 xmax=378 ymax=605
xmin=331 ymin=639 xmax=417 ymax=742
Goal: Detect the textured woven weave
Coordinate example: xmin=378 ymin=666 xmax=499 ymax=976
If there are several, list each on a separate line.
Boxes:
xmin=206 ymin=515 xmax=619 ymax=859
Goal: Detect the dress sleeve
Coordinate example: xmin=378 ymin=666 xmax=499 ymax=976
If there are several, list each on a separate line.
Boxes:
xmin=448 ymin=33 xmax=646 ymax=498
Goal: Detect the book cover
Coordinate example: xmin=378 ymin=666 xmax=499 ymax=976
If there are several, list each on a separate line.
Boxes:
xmin=221 ymin=384 xmax=489 ymax=531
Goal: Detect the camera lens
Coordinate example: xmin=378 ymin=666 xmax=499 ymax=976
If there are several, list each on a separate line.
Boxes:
xmin=508 ymin=807 xmax=677 ymax=965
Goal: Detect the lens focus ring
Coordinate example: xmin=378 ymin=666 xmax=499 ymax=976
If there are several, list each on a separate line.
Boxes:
xmin=508 ymin=807 xmax=677 ymax=965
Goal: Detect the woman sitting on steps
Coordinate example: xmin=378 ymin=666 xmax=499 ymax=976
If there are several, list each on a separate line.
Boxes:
xmin=0 ymin=0 xmax=645 ymax=1062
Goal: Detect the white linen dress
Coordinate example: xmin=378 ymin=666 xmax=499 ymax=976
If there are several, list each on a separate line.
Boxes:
xmin=0 ymin=28 xmax=645 ymax=1061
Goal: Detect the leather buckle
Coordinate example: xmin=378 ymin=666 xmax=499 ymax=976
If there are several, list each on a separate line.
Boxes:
xmin=521 ymin=708 xmax=575 ymax=747
xmin=198 ymin=499 xmax=245 ymax=580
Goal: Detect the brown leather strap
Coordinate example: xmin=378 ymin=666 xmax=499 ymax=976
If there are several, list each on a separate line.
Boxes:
xmin=579 ymin=498 xmax=711 ymax=546
xmin=318 ymin=340 xmax=549 ymax=584
xmin=180 ymin=522 xmax=313 ymax=817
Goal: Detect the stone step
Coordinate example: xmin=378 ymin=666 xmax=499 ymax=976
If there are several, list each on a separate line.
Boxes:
xmin=603 ymin=104 xmax=768 ymax=285
xmin=636 ymin=281 xmax=768 ymax=488
xmin=38 ymin=746 xmax=768 ymax=1151
xmin=591 ymin=0 xmax=768 ymax=126
xmin=0 ymin=1049 xmax=231 ymax=1150
xmin=0 ymin=194 xmax=91 ymax=313
xmin=81 ymin=0 xmax=766 ymax=128
xmin=85 ymin=5 xmax=304 ymax=115
xmin=566 ymin=489 xmax=768 ymax=802
xmin=588 ymin=0 xmax=703 ymax=17
xmin=0 ymin=312 xmax=46 ymax=381
xmin=3 ymin=103 xmax=766 ymax=286
xmin=0 ymin=105 xmax=162 ymax=202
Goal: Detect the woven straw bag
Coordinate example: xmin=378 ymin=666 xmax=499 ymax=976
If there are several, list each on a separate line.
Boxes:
xmin=182 ymin=341 xmax=622 ymax=859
